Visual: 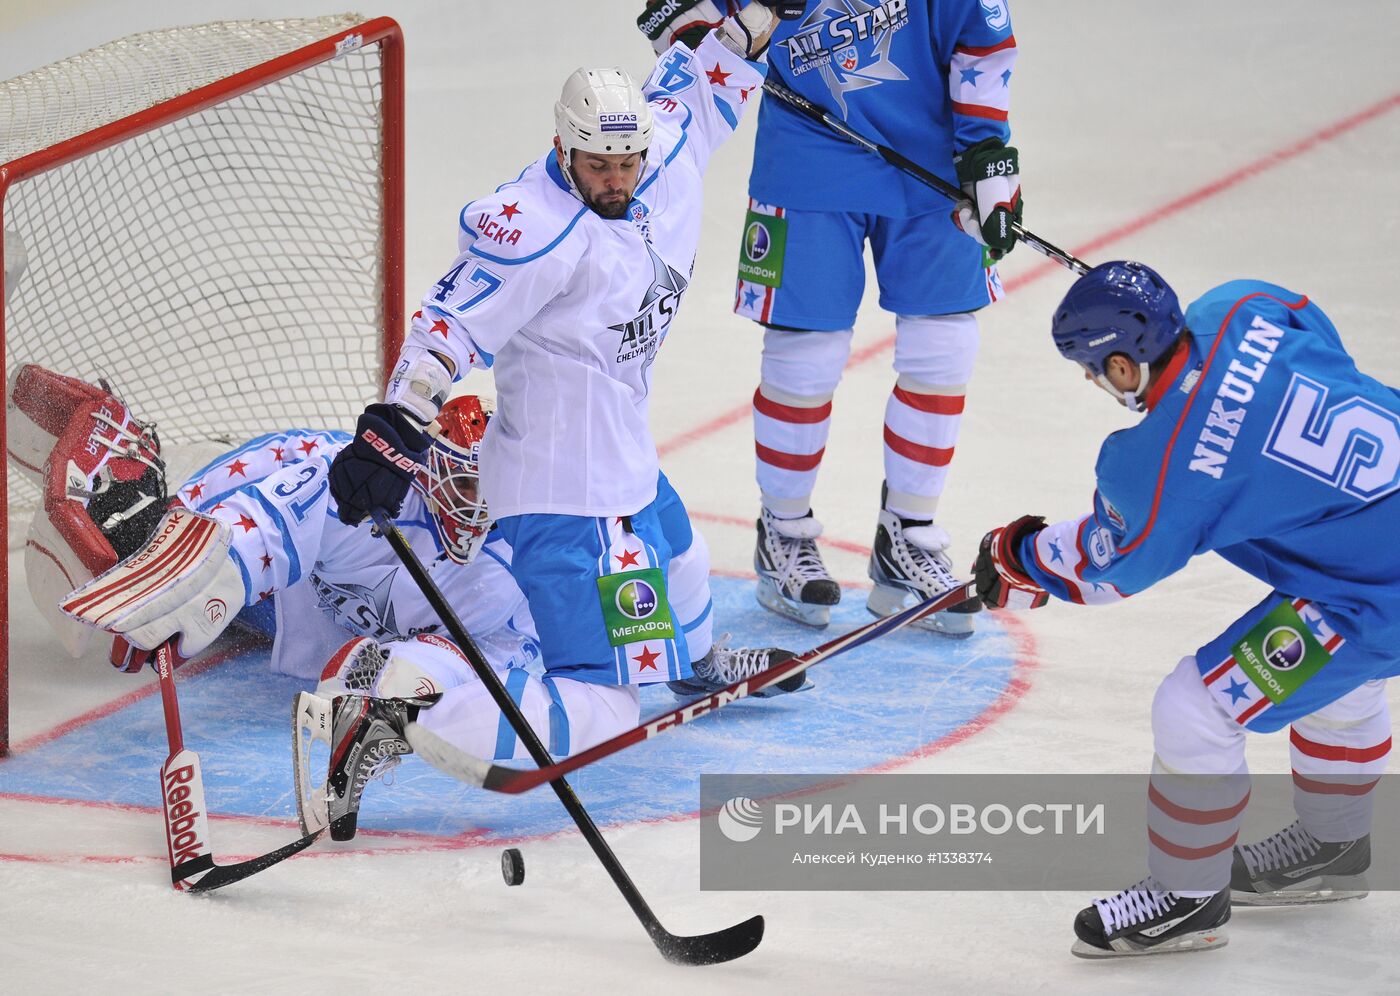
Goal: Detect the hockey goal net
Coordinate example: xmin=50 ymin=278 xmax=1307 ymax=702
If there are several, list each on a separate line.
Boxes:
xmin=0 ymin=15 xmax=405 ymax=754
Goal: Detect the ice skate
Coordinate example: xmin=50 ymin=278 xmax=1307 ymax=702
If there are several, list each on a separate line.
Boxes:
xmin=293 ymin=691 xmax=435 ymax=841
xmin=668 ymin=640 xmax=808 ymax=699
xmin=1071 ymin=877 xmax=1230 ymax=958
xmin=754 ymin=507 xmax=842 ymax=628
xmin=867 ymin=496 xmax=980 ymax=638
xmin=1230 ymin=820 xmax=1370 ymax=907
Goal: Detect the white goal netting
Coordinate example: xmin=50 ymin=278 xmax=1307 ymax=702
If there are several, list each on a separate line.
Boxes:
xmin=1 ymin=14 xmax=397 ymax=518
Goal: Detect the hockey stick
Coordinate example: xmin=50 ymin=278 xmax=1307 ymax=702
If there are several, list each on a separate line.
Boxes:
xmin=760 ymin=77 xmax=1091 ymax=276
xmin=369 ymin=509 xmax=763 ymax=966
xmin=408 ymin=580 xmax=978 ymax=795
xmin=153 ymin=640 xmax=322 ymax=893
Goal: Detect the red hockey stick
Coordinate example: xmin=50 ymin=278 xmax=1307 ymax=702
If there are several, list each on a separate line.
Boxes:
xmin=153 ymin=640 xmax=321 ymax=892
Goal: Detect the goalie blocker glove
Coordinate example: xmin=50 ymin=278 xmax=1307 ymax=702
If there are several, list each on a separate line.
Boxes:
xmin=953 ymin=138 xmax=1022 ymax=259
xmin=329 ymin=403 xmax=431 ymax=525
xmin=972 ymin=514 xmax=1049 ymax=609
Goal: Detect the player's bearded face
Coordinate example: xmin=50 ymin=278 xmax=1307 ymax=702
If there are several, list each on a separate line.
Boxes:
xmin=569 ymin=150 xmax=643 ymax=219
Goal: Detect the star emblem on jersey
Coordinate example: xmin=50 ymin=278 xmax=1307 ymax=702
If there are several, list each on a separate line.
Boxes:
xmin=297 ymin=439 xmax=318 ymax=455
xmin=616 ymin=548 xmax=641 ymax=569
xmin=1224 ymin=678 xmax=1251 ymax=704
xmin=311 ymin=570 xmax=406 ymax=642
xmin=186 ymin=483 xmax=204 ymax=501
xmin=633 ymin=646 xmax=661 ymax=671
xmin=777 ymin=0 xmax=911 ymax=116
xmin=227 ymin=459 xmax=249 ymax=477
xmin=705 ymin=63 xmax=731 ymax=87
xmin=259 ymin=554 xmax=273 ymax=569
xmin=498 ymin=201 xmax=521 ymax=221
xmin=236 ymin=514 xmax=258 ymax=533
xmin=270 ymin=446 xmax=285 ymax=462
xmin=609 ymin=241 xmax=690 ymax=368
xmin=430 ymin=318 xmax=450 ymax=338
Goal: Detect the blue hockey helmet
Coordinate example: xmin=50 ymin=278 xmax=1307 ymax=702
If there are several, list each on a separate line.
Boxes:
xmin=1051 ymin=261 xmax=1184 ymax=376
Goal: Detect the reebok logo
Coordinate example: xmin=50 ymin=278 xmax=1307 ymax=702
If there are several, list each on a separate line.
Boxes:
xmin=163 ymin=761 xmax=209 ymax=867
xmin=640 ymin=0 xmax=687 ymax=36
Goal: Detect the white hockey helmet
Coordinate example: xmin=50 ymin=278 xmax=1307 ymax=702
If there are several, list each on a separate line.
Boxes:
xmin=554 ymin=67 xmax=654 ymax=162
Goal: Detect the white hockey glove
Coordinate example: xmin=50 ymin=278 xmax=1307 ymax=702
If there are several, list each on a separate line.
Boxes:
xmin=953 ymin=138 xmax=1022 ymax=260
xmin=384 ymin=345 xmax=454 ymax=425
xmin=61 ymin=507 xmax=247 ymax=661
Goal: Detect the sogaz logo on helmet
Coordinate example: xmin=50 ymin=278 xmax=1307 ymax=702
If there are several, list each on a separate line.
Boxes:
xmin=745 ymin=221 xmax=772 ymax=263
xmin=616 ymin=578 xmax=660 ymax=620
xmin=599 ymin=112 xmax=638 ymax=133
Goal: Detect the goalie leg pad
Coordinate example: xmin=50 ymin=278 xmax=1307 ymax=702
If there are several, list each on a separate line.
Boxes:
xmin=61 ymin=507 xmax=246 ymax=659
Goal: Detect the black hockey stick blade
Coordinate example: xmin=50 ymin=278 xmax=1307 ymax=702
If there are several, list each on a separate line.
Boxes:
xmin=184 ymin=829 xmax=324 ymax=893
xmin=653 ymin=914 xmax=765 ymax=966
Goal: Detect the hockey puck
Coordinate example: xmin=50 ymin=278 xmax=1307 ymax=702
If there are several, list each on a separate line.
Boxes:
xmin=501 ymin=847 xmax=525 ymax=886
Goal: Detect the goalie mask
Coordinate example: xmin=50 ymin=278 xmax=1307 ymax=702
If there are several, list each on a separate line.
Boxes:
xmin=414 ymin=395 xmax=492 ymax=565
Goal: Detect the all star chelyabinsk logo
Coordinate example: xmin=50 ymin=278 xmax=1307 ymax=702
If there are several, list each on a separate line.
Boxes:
xmin=777 ymin=0 xmax=911 ymax=115
xmin=611 ymin=241 xmax=689 ymax=365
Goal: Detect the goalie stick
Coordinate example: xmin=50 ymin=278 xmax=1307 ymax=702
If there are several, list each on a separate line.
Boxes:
xmin=760 ymin=77 xmax=1091 ymax=276
xmin=408 ymin=579 xmax=979 ymax=796
xmin=153 ymin=640 xmax=322 ymax=893
xmin=369 ymin=509 xmax=764 ymax=966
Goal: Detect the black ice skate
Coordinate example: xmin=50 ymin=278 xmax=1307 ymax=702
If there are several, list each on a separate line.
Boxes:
xmin=667 ymin=641 xmax=809 ymax=699
xmin=754 ymin=507 xmax=842 ymax=628
xmin=867 ymin=489 xmax=980 ymax=638
xmin=292 ymin=691 xmax=436 ymax=840
xmin=1231 ymin=819 xmax=1370 ymax=907
xmin=1072 ymin=878 xmax=1230 ymax=958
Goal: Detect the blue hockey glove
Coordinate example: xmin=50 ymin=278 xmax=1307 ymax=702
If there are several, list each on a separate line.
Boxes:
xmin=972 ymin=515 xmax=1048 ymax=609
xmin=329 ymin=403 xmax=430 ymax=525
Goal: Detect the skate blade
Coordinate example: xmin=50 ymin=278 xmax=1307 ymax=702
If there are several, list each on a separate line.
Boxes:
xmin=1071 ymin=927 xmax=1229 ymax=959
xmin=756 ymin=579 xmax=832 ymax=628
xmin=1232 ymin=875 xmax=1369 ymax=907
xmin=866 ymin=585 xmax=976 ymax=639
xmin=292 ymin=692 xmax=333 ymax=837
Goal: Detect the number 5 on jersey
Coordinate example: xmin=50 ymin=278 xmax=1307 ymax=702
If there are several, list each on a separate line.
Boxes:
xmin=1263 ymin=372 xmax=1400 ymax=501
xmin=433 ymin=259 xmax=503 ymax=314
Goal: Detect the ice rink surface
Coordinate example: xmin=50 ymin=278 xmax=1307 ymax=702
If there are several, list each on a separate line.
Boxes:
xmin=3 ymin=1 xmax=1400 ymax=992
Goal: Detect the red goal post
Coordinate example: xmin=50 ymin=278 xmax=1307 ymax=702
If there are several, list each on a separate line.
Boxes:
xmin=0 ymin=15 xmax=406 ymax=755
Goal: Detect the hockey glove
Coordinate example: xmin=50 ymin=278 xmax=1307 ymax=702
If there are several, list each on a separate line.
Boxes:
xmin=755 ymin=0 xmax=806 ymax=19
xmin=637 ymin=0 xmax=730 ymax=54
xmin=972 ymin=515 xmax=1049 ymax=610
xmin=329 ymin=403 xmax=430 ymax=525
xmin=953 ymin=138 xmax=1022 ymax=259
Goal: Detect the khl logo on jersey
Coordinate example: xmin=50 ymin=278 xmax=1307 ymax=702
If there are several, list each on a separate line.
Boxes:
xmin=610 ymin=241 xmax=689 ymax=365
xmin=779 ymin=0 xmax=910 ymax=114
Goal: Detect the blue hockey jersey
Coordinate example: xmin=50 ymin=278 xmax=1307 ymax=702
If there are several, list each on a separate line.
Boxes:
xmin=746 ymin=0 xmax=1016 ymax=215
xmin=1020 ymin=281 xmax=1400 ymax=674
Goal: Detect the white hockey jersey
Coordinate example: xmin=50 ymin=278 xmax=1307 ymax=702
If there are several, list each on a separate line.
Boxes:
xmin=394 ymin=35 xmax=766 ymax=519
xmin=176 ymin=431 xmax=538 ymax=679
